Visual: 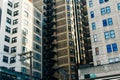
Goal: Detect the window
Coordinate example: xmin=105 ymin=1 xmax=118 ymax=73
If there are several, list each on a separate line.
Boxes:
xmin=102 ymin=19 xmax=107 ymax=26
xmin=9 ymin=67 xmax=15 ymax=71
xmin=117 ymin=3 xmax=120 ymax=10
xmin=22 ymin=37 xmax=28 ymax=44
xmin=101 ymin=8 xmax=105 ymax=15
xmin=70 ymin=49 xmax=75 ymax=55
xmin=22 ymin=46 xmax=27 ymax=52
xmin=3 ymin=56 xmax=8 ymax=63
xmin=68 ymin=26 xmax=71 ymax=31
xmin=99 ymin=0 xmax=109 ymax=4
xmin=109 ymin=58 xmax=114 ymax=63
xmin=108 ymin=18 xmax=113 ymax=25
xmin=67 ymin=12 xmax=72 ymax=17
xmin=5 ymin=26 xmax=11 ymax=33
xmin=21 ymin=67 xmax=26 ymax=73
xmin=69 ymin=33 xmax=73 ymax=39
xmin=12 ymin=37 xmax=17 ymax=43
xmin=34 ymin=19 xmax=41 ymax=28
xmin=105 ymin=0 xmax=109 ymax=2
xmin=7 ymin=9 xmax=12 ymax=16
xmin=35 ymin=44 xmax=40 ymax=49
xmin=33 ymin=61 xmax=41 ymax=70
xmin=12 ymin=28 xmax=18 ymax=34
xmin=101 ymin=6 xmax=111 ymax=15
xmin=14 ymin=10 xmax=19 ymax=16
xmin=11 ymin=46 xmax=16 ymax=53
xmin=14 ymin=2 xmax=19 ymax=8
xmin=106 ymin=44 xmax=112 ymax=53
xmin=33 ymin=71 xmax=41 ymax=79
xmin=67 ymin=5 xmax=71 ymax=11
xmin=115 ymin=57 xmax=119 ymax=62
xmin=93 ymin=34 xmax=97 ymax=42
xmin=8 ymin=1 xmax=12 ymax=7
xmin=90 ymin=11 xmax=94 ymax=18
xmin=4 ymin=45 xmax=9 ymax=52
xmin=69 ymin=41 xmax=74 ymax=46
xmin=112 ymin=43 xmax=118 ymax=51
xmin=106 ymin=6 xmax=111 ymax=14
xmin=110 ymin=30 xmax=115 ymax=38
xmin=106 ymin=43 xmax=118 ymax=53
xmin=97 ymin=61 xmax=101 ymax=66
xmin=70 ymin=57 xmax=75 ymax=63
xmin=66 ymin=0 xmax=72 ymax=4
xmin=99 ymin=0 xmax=104 ymax=4
xmin=34 ymin=27 xmax=41 ymax=35
xmin=10 ymin=57 xmax=16 ymax=63
xmin=89 ymin=0 xmax=93 ymax=7
xmin=33 ymin=53 xmax=41 ymax=61
xmin=68 ymin=19 xmax=73 ymax=24
xmin=104 ymin=30 xmax=115 ymax=39
xmin=102 ymin=18 xmax=113 ymax=27
xmin=34 ymin=35 xmax=41 ymax=43
xmin=104 ymin=31 xmax=110 ymax=39
xmin=13 ymin=19 xmax=18 ymax=25
xmin=95 ymin=47 xmax=99 ymax=55
xmin=24 ymin=19 xmax=28 ymax=26
xmin=24 ymin=11 xmax=28 ymax=17
xmin=34 ymin=10 xmax=41 ymax=20
xmin=34 ymin=43 xmax=41 ymax=52
xmin=5 ymin=35 xmax=10 ymax=43
xmin=92 ymin=22 xmax=96 ymax=30
xmin=6 ymin=17 xmax=11 ymax=24
xmin=22 ymin=28 xmax=28 ymax=35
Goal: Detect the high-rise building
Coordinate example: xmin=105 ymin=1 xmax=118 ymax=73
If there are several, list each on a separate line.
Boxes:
xmin=43 ymin=0 xmax=92 ymax=80
xmin=79 ymin=0 xmax=120 ymax=79
xmin=0 ymin=0 xmax=42 ymax=79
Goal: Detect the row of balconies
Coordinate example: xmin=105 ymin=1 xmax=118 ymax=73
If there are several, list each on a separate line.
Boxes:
xmin=43 ymin=0 xmax=57 ymax=79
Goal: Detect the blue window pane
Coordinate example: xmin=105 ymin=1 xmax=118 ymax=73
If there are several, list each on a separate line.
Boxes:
xmin=106 ymin=6 xmax=111 ymax=14
xmin=112 ymin=43 xmax=118 ymax=51
xmin=117 ymin=3 xmax=120 ymax=10
xmin=90 ymin=11 xmax=94 ymax=18
xmin=101 ymin=8 xmax=105 ymax=15
xmin=89 ymin=0 xmax=93 ymax=7
xmin=99 ymin=0 xmax=104 ymax=4
xmin=108 ymin=18 xmax=113 ymax=25
xmin=103 ymin=19 xmax=107 ymax=26
xmin=104 ymin=32 xmax=110 ymax=39
xmin=110 ymin=30 xmax=115 ymax=38
xmin=106 ymin=44 xmax=112 ymax=53
xmin=105 ymin=0 xmax=109 ymax=2
xmin=92 ymin=22 xmax=96 ymax=30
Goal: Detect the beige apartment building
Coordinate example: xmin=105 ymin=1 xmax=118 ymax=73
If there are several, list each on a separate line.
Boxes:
xmin=79 ymin=0 xmax=120 ymax=79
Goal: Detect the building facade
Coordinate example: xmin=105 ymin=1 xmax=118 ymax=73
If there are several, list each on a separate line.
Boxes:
xmin=0 ymin=0 xmax=42 ymax=79
xmin=79 ymin=0 xmax=120 ymax=79
xmin=43 ymin=0 xmax=92 ymax=80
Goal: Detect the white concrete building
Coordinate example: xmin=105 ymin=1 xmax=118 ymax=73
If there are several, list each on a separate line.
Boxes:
xmin=0 ymin=0 xmax=42 ymax=79
xmin=79 ymin=0 xmax=120 ymax=79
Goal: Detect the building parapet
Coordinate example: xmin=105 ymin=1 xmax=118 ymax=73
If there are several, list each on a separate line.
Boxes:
xmin=79 ymin=62 xmax=120 ymax=79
